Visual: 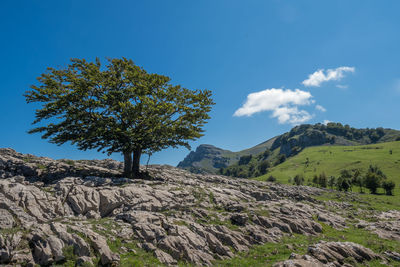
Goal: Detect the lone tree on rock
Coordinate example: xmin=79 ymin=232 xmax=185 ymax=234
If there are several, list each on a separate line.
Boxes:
xmin=25 ymin=58 xmax=214 ymax=178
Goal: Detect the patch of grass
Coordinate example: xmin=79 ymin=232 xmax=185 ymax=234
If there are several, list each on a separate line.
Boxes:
xmin=191 ymin=186 xmax=208 ymax=206
xmin=60 ymin=245 xmax=78 ymax=267
xmin=64 ymin=159 xmax=75 ymax=166
xmin=252 ymin=208 xmax=270 ymax=218
xmin=107 ymin=238 xmax=164 ymax=267
xmin=215 ymin=235 xmax=310 ymax=267
xmin=173 ymin=220 xmax=189 ymax=227
xmin=41 ymin=186 xmax=55 ymax=196
xmin=314 ymin=191 xmax=400 ymax=213
xmin=209 ymin=191 xmax=217 ymax=205
xmin=36 ymin=163 xmax=47 ymax=170
xmin=23 ymin=157 xmax=33 ymax=163
xmin=195 ymin=212 xmax=239 ymax=231
xmin=169 ymin=186 xmax=185 ymax=192
xmin=0 ymin=227 xmax=24 ymax=235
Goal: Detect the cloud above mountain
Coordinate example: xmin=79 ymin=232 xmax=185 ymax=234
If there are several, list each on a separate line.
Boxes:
xmin=233 ymin=88 xmax=313 ymax=124
xmin=315 ymin=105 xmax=326 ymax=112
xmin=302 ymin=66 xmax=355 ymax=87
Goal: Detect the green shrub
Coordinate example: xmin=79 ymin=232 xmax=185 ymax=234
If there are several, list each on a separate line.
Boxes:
xmin=258 ymin=160 xmax=270 ymax=175
xmin=382 ymin=180 xmax=395 ymax=195
xmin=293 ymin=174 xmax=304 ymax=186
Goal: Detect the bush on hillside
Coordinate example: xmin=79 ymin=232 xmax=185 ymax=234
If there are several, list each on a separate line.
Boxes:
xmin=328 ymin=176 xmax=336 ymax=189
xmin=258 ymin=160 xmax=270 ymax=175
xmin=336 ymin=177 xmax=351 ymax=192
xmin=318 ymin=172 xmax=327 ymax=188
xmin=293 ymin=174 xmax=304 ymax=186
xmin=382 ymin=180 xmax=396 ymax=195
xmin=364 ymin=172 xmax=381 ymax=194
xmin=262 ymin=149 xmax=271 ymax=159
xmin=275 ymin=154 xmax=286 ymax=166
xmin=238 ymin=155 xmax=252 ymax=165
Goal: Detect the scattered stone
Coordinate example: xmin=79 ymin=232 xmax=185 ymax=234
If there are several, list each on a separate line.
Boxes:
xmin=384 ymin=251 xmax=400 ymax=261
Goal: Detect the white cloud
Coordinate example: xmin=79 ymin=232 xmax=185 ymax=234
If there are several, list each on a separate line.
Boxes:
xmin=336 ymin=84 xmax=348 ymax=89
xmin=323 ymin=120 xmax=331 ymax=125
xmin=302 ymin=66 xmax=355 ymax=87
xmin=315 ymin=105 xmax=326 ymax=112
xmin=272 ymin=106 xmax=313 ymax=124
xmin=233 ymin=88 xmax=314 ymax=125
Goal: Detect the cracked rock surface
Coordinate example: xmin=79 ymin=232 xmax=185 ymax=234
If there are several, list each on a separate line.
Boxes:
xmin=0 ymin=148 xmax=398 ymax=266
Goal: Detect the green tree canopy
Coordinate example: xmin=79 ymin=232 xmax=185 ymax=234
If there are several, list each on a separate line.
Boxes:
xmin=25 ymin=57 xmax=214 ymax=177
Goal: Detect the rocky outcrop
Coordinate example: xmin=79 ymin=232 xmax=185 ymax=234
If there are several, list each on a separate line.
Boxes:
xmin=177 ymin=144 xmax=233 ymax=173
xmin=356 ymin=210 xmax=400 ymax=242
xmin=0 ymin=148 xmax=395 ymax=266
xmin=0 ymin=148 xmax=121 ymax=182
xmin=274 ymin=241 xmax=382 ymax=267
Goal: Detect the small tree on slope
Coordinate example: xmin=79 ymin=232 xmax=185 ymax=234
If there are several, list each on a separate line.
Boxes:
xmin=25 ymin=58 xmax=214 ymax=178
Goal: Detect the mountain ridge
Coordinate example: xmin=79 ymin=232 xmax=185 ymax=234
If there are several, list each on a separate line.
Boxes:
xmin=178 ymin=123 xmax=400 ymax=174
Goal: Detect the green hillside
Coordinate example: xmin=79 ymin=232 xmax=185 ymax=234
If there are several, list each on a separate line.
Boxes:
xmin=255 ymin=141 xmax=400 ymax=196
xmin=180 ymin=123 xmax=400 ymax=175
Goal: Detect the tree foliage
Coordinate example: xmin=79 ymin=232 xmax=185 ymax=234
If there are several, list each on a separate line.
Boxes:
xmin=25 ymin=58 xmax=214 ymax=177
xmin=382 ymin=180 xmax=396 ymax=195
xmin=293 ymin=174 xmax=304 ymax=186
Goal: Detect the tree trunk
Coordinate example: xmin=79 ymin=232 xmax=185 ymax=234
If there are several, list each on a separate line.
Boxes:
xmin=123 ymin=151 xmax=133 ymax=177
xmin=132 ymin=149 xmax=142 ymax=178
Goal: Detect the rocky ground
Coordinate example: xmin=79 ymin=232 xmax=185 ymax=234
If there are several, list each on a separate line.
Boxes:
xmin=0 ymin=148 xmax=399 ymax=266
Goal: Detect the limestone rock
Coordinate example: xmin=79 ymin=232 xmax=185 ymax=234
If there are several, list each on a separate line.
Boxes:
xmin=0 ymin=149 xmax=392 ymax=266
xmin=0 ymin=209 xmax=14 ymax=229
xmin=308 ymin=241 xmax=381 ymax=264
xmin=275 ymin=241 xmax=382 ymax=267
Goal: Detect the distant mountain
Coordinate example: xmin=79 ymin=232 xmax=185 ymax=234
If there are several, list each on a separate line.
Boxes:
xmin=177 ymin=123 xmax=400 ymax=175
xmin=177 ymin=136 xmax=277 ymax=173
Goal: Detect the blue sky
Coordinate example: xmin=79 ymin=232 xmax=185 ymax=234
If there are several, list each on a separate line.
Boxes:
xmin=1 ymin=0 xmax=400 ymax=166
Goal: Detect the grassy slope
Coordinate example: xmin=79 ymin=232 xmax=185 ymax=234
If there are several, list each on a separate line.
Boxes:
xmin=256 ymin=141 xmax=400 ymax=183
xmin=255 ymin=141 xmax=400 ymax=209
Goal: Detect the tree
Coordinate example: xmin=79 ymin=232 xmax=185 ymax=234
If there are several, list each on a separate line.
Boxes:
xmin=312 ymin=175 xmax=318 ymax=185
xmin=364 ymin=165 xmax=386 ymax=194
xmin=258 ymin=160 xmax=270 ymax=175
xmin=364 ymin=172 xmax=381 ymax=194
xmin=336 ymin=177 xmax=350 ymax=192
xmin=328 ymin=176 xmax=336 ymax=189
xmin=25 ymin=58 xmax=214 ymax=177
xmin=382 ymin=180 xmax=395 ymax=195
xmin=338 ymin=170 xmax=353 ymax=192
xmin=238 ymin=155 xmax=252 ymax=165
xmin=318 ymin=172 xmax=327 ymax=188
xmin=262 ymin=149 xmax=271 ymax=159
xmin=293 ymin=174 xmax=304 ymax=186
xmin=351 ymin=169 xmax=364 ymax=193
xmin=275 ymin=154 xmax=286 ymax=166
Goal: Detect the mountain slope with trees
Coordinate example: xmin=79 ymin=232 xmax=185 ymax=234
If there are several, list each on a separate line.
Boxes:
xmin=255 ymin=141 xmax=400 ymax=196
xmin=178 ymin=123 xmax=400 ymax=176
